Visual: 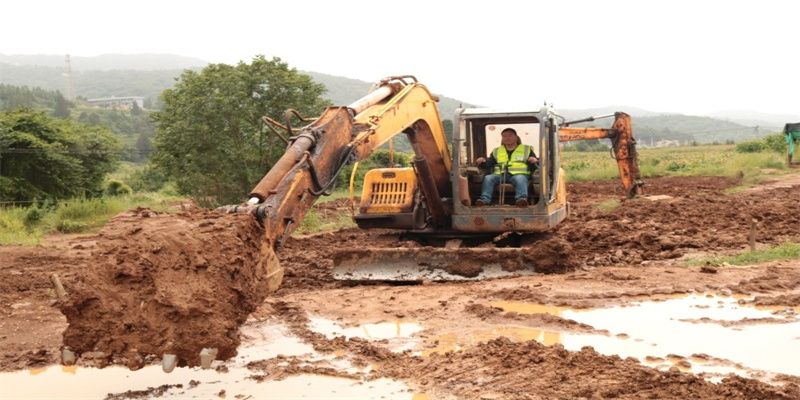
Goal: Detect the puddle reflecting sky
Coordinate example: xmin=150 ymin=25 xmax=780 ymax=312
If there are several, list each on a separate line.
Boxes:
xmin=0 ymin=320 xmax=419 ymax=400
xmin=488 ymin=294 xmax=800 ymax=377
xmin=309 ymin=317 xmax=423 ymax=352
xmin=2 ymin=294 xmax=797 ymax=398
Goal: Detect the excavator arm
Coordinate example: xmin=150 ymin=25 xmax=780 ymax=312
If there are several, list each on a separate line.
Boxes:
xmin=559 ymin=112 xmax=644 ymax=198
xmin=237 ymin=76 xmax=451 ymax=292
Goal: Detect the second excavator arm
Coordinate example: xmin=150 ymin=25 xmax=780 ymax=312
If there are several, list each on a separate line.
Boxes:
xmin=559 ymin=112 xmax=644 ymax=198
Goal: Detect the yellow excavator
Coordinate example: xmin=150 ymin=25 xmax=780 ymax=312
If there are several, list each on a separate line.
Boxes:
xmin=227 ymin=76 xmax=643 ymax=288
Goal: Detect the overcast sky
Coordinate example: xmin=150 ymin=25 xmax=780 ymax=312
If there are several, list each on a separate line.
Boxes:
xmin=2 ymin=0 xmax=798 ymax=116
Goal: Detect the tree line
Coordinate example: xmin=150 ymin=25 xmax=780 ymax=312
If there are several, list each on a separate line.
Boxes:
xmin=1 ymin=55 xmax=456 ymax=205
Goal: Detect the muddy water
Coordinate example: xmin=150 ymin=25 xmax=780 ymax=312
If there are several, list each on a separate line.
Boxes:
xmin=309 ymin=317 xmax=424 ymax=352
xmin=485 ymin=294 xmax=800 ymax=380
xmin=0 ymin=321 xmax=419 ymax=400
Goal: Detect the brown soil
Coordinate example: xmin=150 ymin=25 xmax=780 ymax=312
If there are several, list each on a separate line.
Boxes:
xmin=372 ymin=338 xmax=800 ymax=400
xmin=55 ymin=207 xmax=271 ymax=369
xmin=754 ymin=293 xmax=800 ymax=307
xmin=463 ymin=303 xmax=603 ymax=334
xmin=260 ymin=293 xmax=800 ymax=400
xmin=3 ymin=175 xmax=800 ymax=398
xmin=680 ymin=316 xmax=799 ymax=327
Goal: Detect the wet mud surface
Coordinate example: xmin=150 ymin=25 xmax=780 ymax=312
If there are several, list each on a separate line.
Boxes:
xmin=2 ymin=175 xmax=800 ymax=398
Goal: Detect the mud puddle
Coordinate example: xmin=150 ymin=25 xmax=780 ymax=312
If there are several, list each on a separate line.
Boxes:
xmin=480 ymin=294 xmax=800 ymax=381
xmin=309 ymin=317 xmax=423 ymax=352
xmin=0 ymin=320 xmax=420 ymax=400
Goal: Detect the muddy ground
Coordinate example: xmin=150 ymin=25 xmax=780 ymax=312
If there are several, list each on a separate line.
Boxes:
xmin=2 ymin=174 xmax=800 ymax=399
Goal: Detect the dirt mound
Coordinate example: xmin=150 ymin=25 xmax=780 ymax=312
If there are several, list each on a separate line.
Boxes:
xmin=56 ymin=207 xmax=270 ymax=368
xmin=464 ymin=303 xmax=601 ymax=333
xmin=732 ymin=266 xmax=800 ymax=295
xmin=373 ymin=337 xmax=800 ymax=399
xmin=558 ymin=183 xmax=800 ymax=268
xmin=568 ymin=175 xmax=739 ymax=204
xmin=753 ymin=293 xmax=800 ymax=307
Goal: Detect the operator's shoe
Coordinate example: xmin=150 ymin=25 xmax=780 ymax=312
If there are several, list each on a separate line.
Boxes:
xmin=515 ymin=198 xmax=529 ymax=208
xmin=475 ymin=199 xmax=488 ymax=206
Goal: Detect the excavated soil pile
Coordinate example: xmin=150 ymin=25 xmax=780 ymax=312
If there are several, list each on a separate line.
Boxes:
xmin=56 ymin=207 xmax=269 ymax=368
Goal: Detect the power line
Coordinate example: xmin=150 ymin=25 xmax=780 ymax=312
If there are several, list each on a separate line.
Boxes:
xmin=0 ymin=148 xmax=154 ymax=155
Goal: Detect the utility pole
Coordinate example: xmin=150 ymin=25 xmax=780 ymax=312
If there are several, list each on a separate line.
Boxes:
xmin=63 ymin=54 xmax=74 ymax=101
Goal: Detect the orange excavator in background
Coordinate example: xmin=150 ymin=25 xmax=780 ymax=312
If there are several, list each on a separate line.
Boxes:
xmin=225 ymin=76 xmax=643 ymax=287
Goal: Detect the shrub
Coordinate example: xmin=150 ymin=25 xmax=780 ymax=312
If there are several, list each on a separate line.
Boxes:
xmin=105 ymin=180 xmax=133 ymax=196
xmin=736 ymin=140 xmax=765 ymax=153
xmin=23 ymin=206 xmax=44 ymax=227
xmin=666 ymin=161 xmax=688 ymax=171
xmin=763 ymin=133 xmax=787 ymax=153
xmin=565 ymin=161 xmax=590 ymax=171
xmin=56 ymin=219 xmax=88 ymax=233
xmin=128 ymin=164 xmax=169 ymax=192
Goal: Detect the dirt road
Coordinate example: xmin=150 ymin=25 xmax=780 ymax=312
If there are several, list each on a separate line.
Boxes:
xmin=2 ymin=175 xmax=800 ymax=399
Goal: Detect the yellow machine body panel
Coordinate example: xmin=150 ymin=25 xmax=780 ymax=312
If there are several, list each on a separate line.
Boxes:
xmin=359 ymin=168 xmax=417 ymax=214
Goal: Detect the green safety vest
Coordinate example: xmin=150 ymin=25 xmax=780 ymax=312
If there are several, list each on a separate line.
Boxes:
xmin=492 ymin=145 xmax=532 ymax=176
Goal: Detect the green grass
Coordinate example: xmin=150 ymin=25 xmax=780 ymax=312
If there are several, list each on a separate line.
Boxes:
xmin=595 ymin=198 xmax=621 ymax=212
xmin=688 ymin=242 xmax=800 ymax=267
xmin=563 ymin=144 xmax=787 ymax=184
xmin=0 ymin=193 xmax=181 ymax=245
xmin=0 ymin=207 xmax=43 ymax=245
xmin=296 ymin=208 xmax=356 ymax=235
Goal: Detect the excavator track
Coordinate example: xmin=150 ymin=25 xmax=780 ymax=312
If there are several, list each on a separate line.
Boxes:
xmin=332 ymin=244 xmax=575 ymax=282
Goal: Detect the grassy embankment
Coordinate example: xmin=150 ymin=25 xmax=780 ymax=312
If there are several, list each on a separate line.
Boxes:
xmin=562 ymin=144 xmax=787 ymax=187
xmin=688 ymin=243 xmax=800 ymax=267
xmin=0 ymin=193 xmax=180 ymax=245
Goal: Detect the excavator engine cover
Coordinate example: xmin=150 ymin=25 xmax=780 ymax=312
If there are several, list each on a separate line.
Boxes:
xmin=354 ymin=168 xmax=418 ymax=229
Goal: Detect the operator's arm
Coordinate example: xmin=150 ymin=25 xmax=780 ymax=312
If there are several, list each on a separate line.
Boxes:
xmin=527 ymin=147 xmax=539 ymax=166
xmin=476 ymin=153 xmax=497 ymax=172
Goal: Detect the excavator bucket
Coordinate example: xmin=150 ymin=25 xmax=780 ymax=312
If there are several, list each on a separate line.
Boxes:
xmin=332 ymin=247 xmax=559 ymax=282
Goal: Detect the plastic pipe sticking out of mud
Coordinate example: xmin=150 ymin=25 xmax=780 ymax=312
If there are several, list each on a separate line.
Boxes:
xmin=55 ymin=207 xmax=272 ymax=369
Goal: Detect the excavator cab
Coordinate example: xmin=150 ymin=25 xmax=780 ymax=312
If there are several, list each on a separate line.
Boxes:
xmin=450 ymin=107 xmax=568 ymax=233
xmin=461 ymin=115 xmax=542 ymax=206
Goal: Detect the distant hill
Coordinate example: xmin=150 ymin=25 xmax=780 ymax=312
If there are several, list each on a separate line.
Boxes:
xmin=0 ymin=59 xmax=471 ymax=118
xmin=559 ymin=108 xmax=778 ymax=144
xmin=558 ymin=106 xmax=662 ymax=120
xmin=635 ymin=114 xmax=770 ymax=144
xmin=0 ymin=53 xmax=206 ymax=71
xmin=0 ymin=63 xmax=184 ymax=107
xmin=303 ymin=71 xmax=470 ymax=120
xmin=0 ymin=53 xmax=783 ymax=144
xmin=708 ymin=109 xmax=800 ymax=128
